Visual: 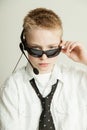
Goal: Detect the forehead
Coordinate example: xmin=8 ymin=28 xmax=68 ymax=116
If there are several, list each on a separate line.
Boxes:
xmin=25 ymin=28 xmax=62 ymax=45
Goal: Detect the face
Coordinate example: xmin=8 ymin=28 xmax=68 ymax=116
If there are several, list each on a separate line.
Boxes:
xmin=26 ymin=28 xmax=62 ymax=74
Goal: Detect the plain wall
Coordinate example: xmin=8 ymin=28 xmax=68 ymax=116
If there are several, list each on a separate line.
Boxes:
xmin=0 ymin=0 xmax=87 ymax=85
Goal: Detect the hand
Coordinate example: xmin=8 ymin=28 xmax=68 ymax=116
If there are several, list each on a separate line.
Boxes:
xmin=60 ymin=41 xmax=87 ymax=65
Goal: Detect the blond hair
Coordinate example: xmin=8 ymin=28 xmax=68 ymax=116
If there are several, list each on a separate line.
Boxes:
xmin=23 ymin=8 xmax=63 ymax=35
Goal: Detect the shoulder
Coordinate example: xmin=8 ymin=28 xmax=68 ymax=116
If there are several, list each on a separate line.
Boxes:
xmin=56 ymin=63 xmax=87 ymax=80
xmin=57 ymin=64 xmax=87 ymax=103
xmin=0 ymin=66 xmax=26 ymax=92
xmin=0 ymin=67 xmax=27 ymax=112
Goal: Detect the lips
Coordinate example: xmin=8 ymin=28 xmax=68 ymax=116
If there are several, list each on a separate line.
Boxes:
xmin=39 ymin=63 xmax=49 ymax=67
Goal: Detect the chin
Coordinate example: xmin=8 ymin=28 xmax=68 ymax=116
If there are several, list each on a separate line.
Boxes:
xmin=39 ymin=67 xmax=52 ymax=74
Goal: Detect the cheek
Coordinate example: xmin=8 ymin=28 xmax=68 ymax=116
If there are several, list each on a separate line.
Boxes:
xmin=28 ymin=55 xmax=58 ymax=64
xmin=28 ymin=55 xmax=38 ymax=63
xmin=49 ymin=56 xmax=58 ymax=62
xmin=28 ymin=55 xmax=34 ymax=61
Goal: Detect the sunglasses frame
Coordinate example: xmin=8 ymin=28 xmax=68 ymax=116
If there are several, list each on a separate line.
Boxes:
xmin=25 ymin=46 xmax=62 ymax=58
xmin=20 ymin=29 xmax=62 ymax=58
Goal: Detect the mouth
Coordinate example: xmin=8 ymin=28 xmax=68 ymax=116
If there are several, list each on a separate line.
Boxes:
xmin=38 ymin=63 xmax=49 ymax=67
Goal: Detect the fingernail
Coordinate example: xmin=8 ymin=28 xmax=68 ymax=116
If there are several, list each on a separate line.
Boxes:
xmin=62 ymin=46 xmax=65 ymax=49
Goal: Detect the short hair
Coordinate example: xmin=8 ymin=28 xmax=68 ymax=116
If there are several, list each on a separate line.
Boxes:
xmin=23 ymin=8 xmax=63 ymax=35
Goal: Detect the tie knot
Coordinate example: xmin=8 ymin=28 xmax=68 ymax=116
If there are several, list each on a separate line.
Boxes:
xmin=41 ymin=96 xmax=52 ymax=111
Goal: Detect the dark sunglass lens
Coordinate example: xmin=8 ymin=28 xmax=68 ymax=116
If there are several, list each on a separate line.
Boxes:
xmin=27 ymin=48 xmax=43 ymax=57
xmin=47 ymin=49 xmax=58 ymax=57
xmin=46 ymin=47 xmax=61 ymax=58
xmin=26 ymin=46 xmax=61 ymax=58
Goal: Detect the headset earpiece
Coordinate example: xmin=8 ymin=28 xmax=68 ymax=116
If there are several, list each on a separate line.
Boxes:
xmin=21 ymin=29 xmax=25 ymax=42
xmin=20 ymin=29 xmax=27 ymax=51
xmin=19 ymin=42 xmax=24 ymax=53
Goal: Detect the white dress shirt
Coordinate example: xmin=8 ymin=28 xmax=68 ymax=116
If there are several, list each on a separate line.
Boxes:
xmin=0 ymin=63 xmax=87 ymax=130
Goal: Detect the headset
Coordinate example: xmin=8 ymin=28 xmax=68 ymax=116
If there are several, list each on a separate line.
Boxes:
xmin=19 ymin=29 xmax=39 ymax=75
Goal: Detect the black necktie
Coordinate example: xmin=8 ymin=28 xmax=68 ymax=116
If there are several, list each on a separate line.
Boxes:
xmin=30 ymin=78 xmax=58 ymax=130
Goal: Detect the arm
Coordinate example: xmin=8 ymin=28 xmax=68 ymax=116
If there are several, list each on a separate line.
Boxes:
xmin=0 ymin=76 xmax=19 ymax=130
xmin=60 ymin=41 xmax=87 ymax=65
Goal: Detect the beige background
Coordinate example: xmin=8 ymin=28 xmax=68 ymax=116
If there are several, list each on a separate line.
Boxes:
xmin=0 ymin=0 xmax=87 ymax=85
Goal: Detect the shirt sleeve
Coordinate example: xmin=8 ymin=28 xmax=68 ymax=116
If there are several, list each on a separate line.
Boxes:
xmin=78 ymin=69 xmax=87 ymax=103
xmin=0 ymin=76 xmax=20 ymax=130
xmin=70 ymin=67 xmax=87 ymax=105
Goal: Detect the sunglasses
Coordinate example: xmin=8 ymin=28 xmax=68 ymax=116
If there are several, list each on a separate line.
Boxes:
xmin=25 ymin=46 xmax=62 ymax=58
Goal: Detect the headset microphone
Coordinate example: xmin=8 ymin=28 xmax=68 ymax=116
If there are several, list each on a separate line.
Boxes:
xmin=19 ymin=43 xmax=39 ymax=75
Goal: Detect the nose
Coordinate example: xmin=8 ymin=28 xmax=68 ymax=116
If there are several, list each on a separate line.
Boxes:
xmin=40 ymin=53 xmax=48 ymax=60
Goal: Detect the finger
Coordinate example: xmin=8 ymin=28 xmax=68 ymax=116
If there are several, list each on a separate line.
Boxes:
xmin=59 ymin=40 xmax=68 ymax=49
xmin=66 ymin=42 xmax=77 ymax=52
xmin=68 ymin=42 xmax=78 ymax=52
xmin=68 ymin=42 xmax=82 ymax=53
xmin=64 ymin=41 xmax=72 ymax=50
xmin=61 ymin=41 xmax=78 ymax=52
xmin=61 ymin=41 xmax=72 ymax=51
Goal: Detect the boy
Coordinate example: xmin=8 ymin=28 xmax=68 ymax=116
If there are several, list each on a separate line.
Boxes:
xmin=0 ymin=7 xmax=87 ymax=130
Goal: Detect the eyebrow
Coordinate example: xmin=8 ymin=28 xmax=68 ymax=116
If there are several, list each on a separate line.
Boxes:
xmin=28 ymin=43 xmax=59 ymax=48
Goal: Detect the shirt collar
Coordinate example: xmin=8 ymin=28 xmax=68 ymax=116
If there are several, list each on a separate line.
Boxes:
xmin=50 ymin=63 xmax=64 ymax=84
xmin=25 ymin=62 xmax=35 ymax=80
xmin=25 ymin=62 xmax=64 ymax=83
